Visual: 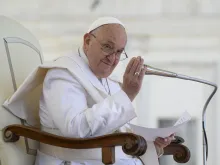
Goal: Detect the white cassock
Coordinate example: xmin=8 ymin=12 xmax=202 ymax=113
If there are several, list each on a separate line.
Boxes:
xmin=3 ymin=47 xmax=161 ymax=165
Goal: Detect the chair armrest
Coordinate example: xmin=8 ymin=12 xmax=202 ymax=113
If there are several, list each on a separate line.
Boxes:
xmin=3 ymin=124 xmax=146 ymax=164
xmin=3 ymin=124 xmax=190 ymax=164
xmin=164 ymin=144 xmax=190 ymax=163
xmin=163 ymin=136 xmax=190 ymax=163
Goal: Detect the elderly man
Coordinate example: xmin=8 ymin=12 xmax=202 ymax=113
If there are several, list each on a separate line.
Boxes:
xmin=31 ymin=17 xmax=173 ymax=165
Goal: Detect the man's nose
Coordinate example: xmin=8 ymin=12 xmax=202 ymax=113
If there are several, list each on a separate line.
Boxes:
xmin=107 ymin=52 xmax=117 ymax=63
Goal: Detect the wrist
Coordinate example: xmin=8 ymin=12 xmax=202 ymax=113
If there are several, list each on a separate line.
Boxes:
xmin=155 ymin=144 xmax=164 ymax=158
xmin=121 ymin=86 xmax=136 ymax=102
xmin=124 ymin=91 xmax=135 ymax=101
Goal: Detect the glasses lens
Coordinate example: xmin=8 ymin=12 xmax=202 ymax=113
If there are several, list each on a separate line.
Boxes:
xmin=120 ymin=52 xmax=127 ymax=61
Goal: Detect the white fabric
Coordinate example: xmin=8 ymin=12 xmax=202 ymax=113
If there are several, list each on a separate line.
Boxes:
xmin=39 ymin=68 xmax=134 ymax=137
xmin=3 ymin=47 xmax=161 ymax=165
xmin=35 ymin=150 xmax=142 ymax=165
xmin=87 ymin=17 xmax=125 ymax=33
xmin=2 ymin=49 xmax=136 ymax=129
xmin=35 ymin=48 xmax=139 ymax=164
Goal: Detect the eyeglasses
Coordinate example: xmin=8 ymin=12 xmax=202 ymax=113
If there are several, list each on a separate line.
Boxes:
xmin=90 ymin=33 xmax=128 ymax=61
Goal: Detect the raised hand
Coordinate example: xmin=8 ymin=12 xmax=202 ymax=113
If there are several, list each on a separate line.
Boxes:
xmin=122 ymin=56 xmax=146 ymax=101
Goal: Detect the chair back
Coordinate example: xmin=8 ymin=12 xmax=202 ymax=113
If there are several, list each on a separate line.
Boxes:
xmin=0 ymin=15 xmax=43 ymax=165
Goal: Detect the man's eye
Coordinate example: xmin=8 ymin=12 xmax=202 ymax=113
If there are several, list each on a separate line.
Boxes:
xmin=118 ymin=50 xmax=123 ymax=54
xmin=103 ymin=44 xmax=112 ymax=50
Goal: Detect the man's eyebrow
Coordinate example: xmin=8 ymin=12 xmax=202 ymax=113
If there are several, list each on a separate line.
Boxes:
xmin=103 ymin=40 xmax=125 ymax=50
xmin=105 ymin=40 xmax=115 ymax=45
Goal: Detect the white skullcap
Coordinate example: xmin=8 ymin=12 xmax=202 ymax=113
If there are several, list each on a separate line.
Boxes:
xmin=87 ymin=17 xmax=125 ymax=33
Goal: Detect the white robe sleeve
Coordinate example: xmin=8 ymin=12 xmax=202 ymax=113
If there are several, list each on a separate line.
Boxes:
xmin=40 ymin=68 xmax=136 ymax=138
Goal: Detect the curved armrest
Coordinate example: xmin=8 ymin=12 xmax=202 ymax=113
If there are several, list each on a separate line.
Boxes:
xmin=3 ymin=124 xmax=146 ymax=164
xmin=161 ymin=135 xmax=190 ymax=163
xmin=3 ymin=124 xmax=190 ymax=164
xmin=164 ymin=143 xmax=190 ymax=163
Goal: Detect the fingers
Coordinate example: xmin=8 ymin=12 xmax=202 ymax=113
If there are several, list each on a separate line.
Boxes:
xmin=170 ymin=134 xmax=176 ymax=140
xmin=125 ymin=57 xmax=135 ymax=74
xmin=122 ymin=56 xmax=145 ymax=101
xmin=134 ymin=57 xmax=144 ymax=77
xmin=138 ymin=65 xmax=147 ymax=81
xmin=125 ymin=56 xmax=145 ymax=76
xmin=129 ymin=56 xmax=141 ymax=75
xmin=155 ymin=137 xmax=172 ymax=148
xmin=155 ymin=137 xmax=168 ymax=145
xmin=154 ymin=140 xmax=167 ymax=149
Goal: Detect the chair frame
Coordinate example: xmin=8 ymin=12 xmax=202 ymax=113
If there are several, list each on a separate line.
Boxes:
xmin=3 ymin=124 xmax=190 ymax=164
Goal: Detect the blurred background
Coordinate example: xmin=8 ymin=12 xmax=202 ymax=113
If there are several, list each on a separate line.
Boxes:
xmin=0 ymin=0 xmax=219 ymax=165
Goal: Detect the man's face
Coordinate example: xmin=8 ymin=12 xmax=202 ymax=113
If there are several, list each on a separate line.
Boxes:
xmin=83 ymin=24 xmax=127 ymax=78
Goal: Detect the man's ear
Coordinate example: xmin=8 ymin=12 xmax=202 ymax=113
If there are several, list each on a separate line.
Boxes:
xmin=83 ymin=33 xmax=91 ymax=47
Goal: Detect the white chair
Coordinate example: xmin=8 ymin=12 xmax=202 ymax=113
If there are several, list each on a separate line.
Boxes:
xmin=0 ymin=15 xmax=43 ymax=165
xmin=0 ymin=15 xmax=190 ymax=165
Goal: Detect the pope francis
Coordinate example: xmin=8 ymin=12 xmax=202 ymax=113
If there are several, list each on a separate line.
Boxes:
xmin=3 ymin=17 xmax=174 ymax=165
